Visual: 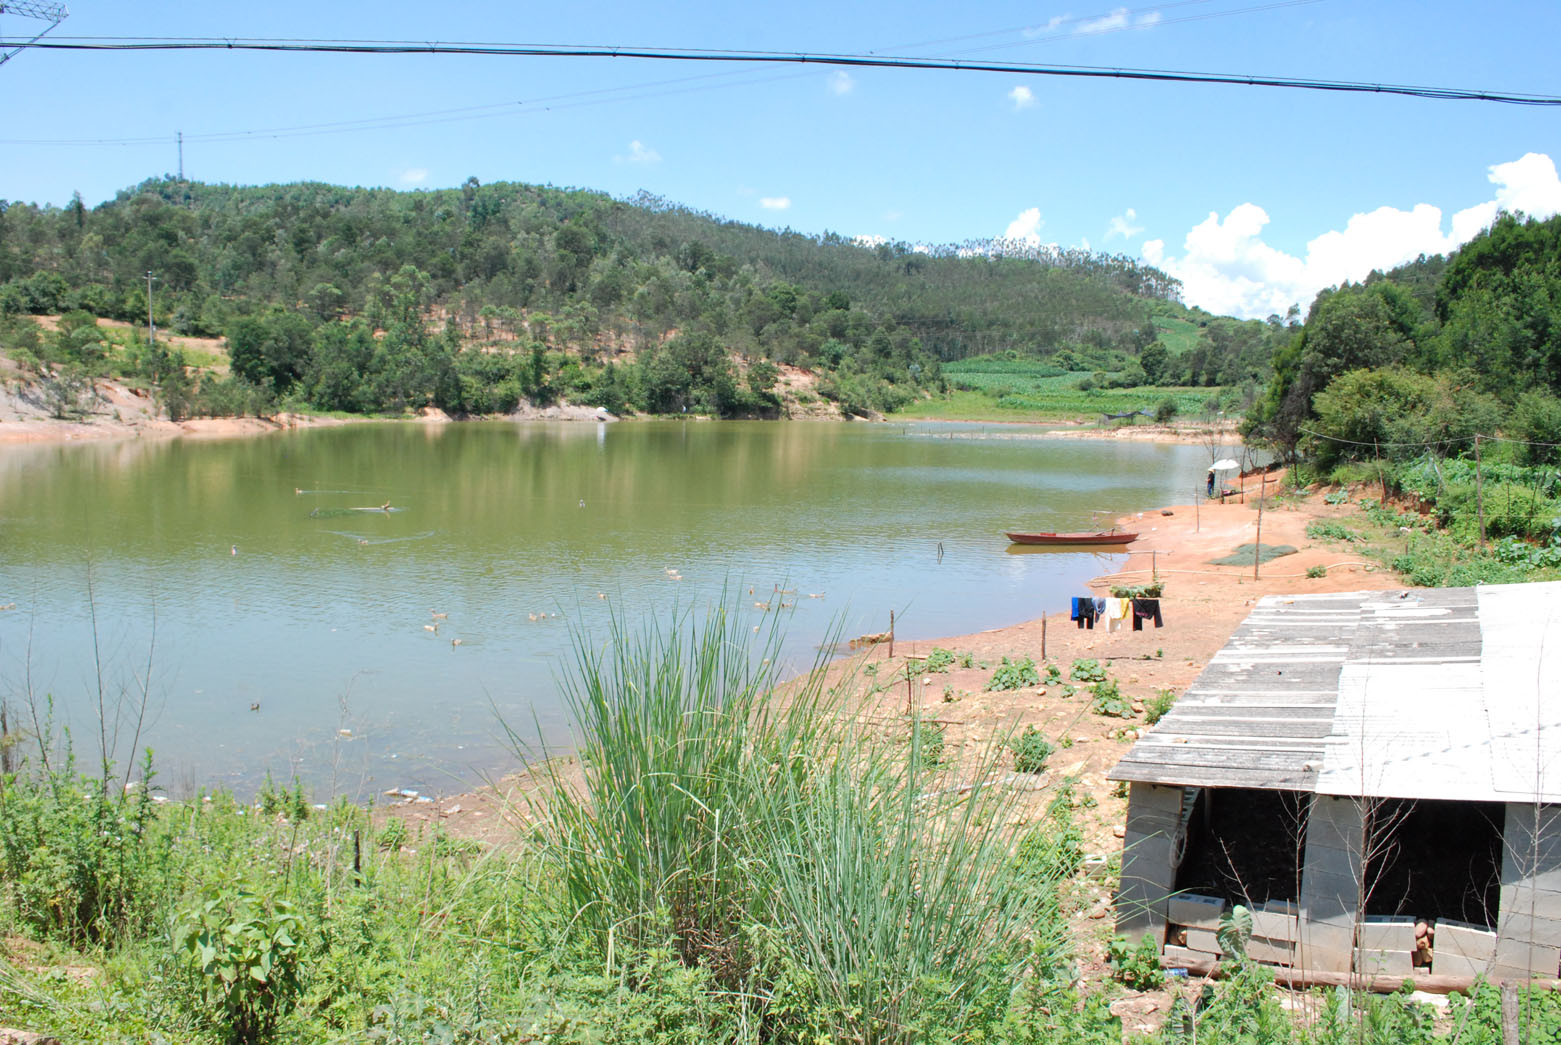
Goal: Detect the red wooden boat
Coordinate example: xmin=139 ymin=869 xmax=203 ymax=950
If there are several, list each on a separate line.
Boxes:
xmin=1004 ymin=530 xmax=1139 ymax=546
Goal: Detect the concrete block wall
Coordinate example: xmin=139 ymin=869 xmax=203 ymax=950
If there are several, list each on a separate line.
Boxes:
xmin=1115 ymin=783 xmax=1184 ymax=944
xmin=1495 ymin=803 xmax=1561 ymax=979
xmin=1436 ymin=920 xmax=1496 ymax=978
xmin=1297 ymin=796 xmax=1365 ymax=973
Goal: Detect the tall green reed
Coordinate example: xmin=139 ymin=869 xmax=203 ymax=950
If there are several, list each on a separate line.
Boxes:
xmin=531 ymin=597 xmax=1061 ymax=1042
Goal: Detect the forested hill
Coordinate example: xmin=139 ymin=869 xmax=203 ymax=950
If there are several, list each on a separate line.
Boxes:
xmin=1243 ymin=211 xmax=1561 ymax=464
xmin=0 ymin=176 xmax=1187 ymax=418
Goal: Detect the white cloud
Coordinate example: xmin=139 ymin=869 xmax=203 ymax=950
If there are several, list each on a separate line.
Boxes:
xmin=1142 ymin=152 xmax=1561 ymax=319
xmin=397 ymin=168 xmax=429 ymax=186
xmin=828 ymin=71 xmax=855 ymax=95
xmin=1003 ymin=207 xmax=1045 ymax=246
xmin=1107 ymin=207 xmax=1144 ymax=240
xmin=854 ymin=233 xmax=887 ymax=247
xmin=1137 ymin=11 xmax=1162 ymax=27
xmin=759 ymin=196 xmax=792 ymax=211
xmin=614 ymin=140 xmax=661 ymax=165
xmin=1080 ymin=8 xmax=1129 ymax=33
xmin=1008 ymin=85 xmax=1036 ymax=111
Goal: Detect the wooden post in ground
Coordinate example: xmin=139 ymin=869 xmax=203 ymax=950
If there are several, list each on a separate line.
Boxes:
xmin=1195 ymin=487 xmax=1200 ymax=533
xmin=1501 ymin=984 xmax=1519 ymax=1045
xmin=1254 ymin=495 xmax=1264 ymax=581
xmin=1041 ymin=613 xmax=1047 ymax=660
xmin=888 ymin=610 xmax=895 ymax=659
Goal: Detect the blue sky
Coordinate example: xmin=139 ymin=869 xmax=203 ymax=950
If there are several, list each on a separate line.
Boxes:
xmin=3 ymin=0 xmax=1559 ymax=319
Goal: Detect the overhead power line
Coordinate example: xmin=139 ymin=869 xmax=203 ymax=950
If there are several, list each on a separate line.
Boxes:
xmin=12 ymin=38 xmax=1561 ymax=106
xmin=0 ymin=0 xmax=68 ymax=68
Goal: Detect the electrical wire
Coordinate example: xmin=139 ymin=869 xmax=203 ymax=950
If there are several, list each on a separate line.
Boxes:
xmin=10 ymin=39 xmax=1560 ymax=107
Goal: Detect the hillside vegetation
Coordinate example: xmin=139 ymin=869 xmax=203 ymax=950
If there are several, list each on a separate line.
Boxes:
xmin=0 ymin=177 xmax=1221 ymax=423
xmin=1243 ymin=212 xmax=1561 ymax=583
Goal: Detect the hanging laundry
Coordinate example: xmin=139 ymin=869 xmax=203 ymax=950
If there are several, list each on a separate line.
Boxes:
xmin=1105 ymin=597 xmax=1131 ymax=632
xmin=1071 ymin=597 xmax=1097 ymax=629
xmin=1131 ymin=597 xmax=1163 ymax=631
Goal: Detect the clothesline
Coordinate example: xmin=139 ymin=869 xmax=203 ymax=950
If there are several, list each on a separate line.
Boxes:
xmin=1070 ymin=596 xmax=1163 ymax=632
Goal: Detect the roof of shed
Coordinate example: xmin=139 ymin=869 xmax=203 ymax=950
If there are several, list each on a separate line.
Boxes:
xmin=1108 ymin=581 xmax=1561 ymax=803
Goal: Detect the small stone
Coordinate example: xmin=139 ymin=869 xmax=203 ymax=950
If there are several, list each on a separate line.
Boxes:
xmin=1112 ymin=824 xmax=1126 ymax=838
xmin=1109 ymin=998 xmax=1160 ymax=1017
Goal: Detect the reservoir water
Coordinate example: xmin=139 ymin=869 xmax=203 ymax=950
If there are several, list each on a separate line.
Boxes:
xmin=0 ymin=420 xmax=1212 ymax=797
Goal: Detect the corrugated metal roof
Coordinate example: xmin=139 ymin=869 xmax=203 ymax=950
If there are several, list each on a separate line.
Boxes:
xmin=1109 ymin=581 xmax=1561 ymax=802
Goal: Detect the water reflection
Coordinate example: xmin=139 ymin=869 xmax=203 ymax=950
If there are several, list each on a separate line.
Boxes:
xmin=0 ymin=421 xmax=1209 ymax=798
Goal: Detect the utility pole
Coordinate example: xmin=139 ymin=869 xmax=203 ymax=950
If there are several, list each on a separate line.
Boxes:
xmin=177 ymin=131 xmax=183 ymax=180
xmin=146 ymin=271 xmax=156 ymax=346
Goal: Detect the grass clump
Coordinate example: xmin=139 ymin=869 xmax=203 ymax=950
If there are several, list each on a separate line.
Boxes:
xmin=1145 ymin=689 xmax=1177 ymax=724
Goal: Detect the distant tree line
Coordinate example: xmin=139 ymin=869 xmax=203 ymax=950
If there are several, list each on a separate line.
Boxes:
xmin=0 ymin=177 xmax=1203 ymax=419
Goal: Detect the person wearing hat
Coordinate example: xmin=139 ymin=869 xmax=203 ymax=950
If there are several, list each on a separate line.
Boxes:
xmin=1206 ymin=467 xmax=1216 ymax=497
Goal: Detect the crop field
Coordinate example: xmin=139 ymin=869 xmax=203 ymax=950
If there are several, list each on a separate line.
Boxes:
xmin=895 ymin=356 xmax=1218 ymax=422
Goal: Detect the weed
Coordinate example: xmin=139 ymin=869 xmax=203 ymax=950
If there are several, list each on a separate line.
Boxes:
xmin=1145 ymin=689 xmax=1177 ymax=724
xmin=1069 ymin=658 xmax=1107 ymax=683
xmin=988 ymin=656 xmax=1041 ymax=691
xmin=1090 ymin=679 xmax=1134 ymax=718
xmin=174 ymin=886 xmax=303 ymax=1044
xmin=941 ymin=684 xmax=957 ymax=703
xmin=1009 ymin=727 xmax=1054 ymax=774
xmin=1306 ymin=519 xmax=1363 ymax=542
xmin=923 ymin=647 xmax=956 ymax=672
xmin=1306 ymin=564 xmax=1328 ymax=579
xmin=957 ymin=650 xmax=975 ymax=668
xmin=1107 ymin=933 xmax=1164 ymax=990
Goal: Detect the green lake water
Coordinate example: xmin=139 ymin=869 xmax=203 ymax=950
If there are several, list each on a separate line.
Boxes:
xmin=0 ymin=420 xmax=1212 ymax=798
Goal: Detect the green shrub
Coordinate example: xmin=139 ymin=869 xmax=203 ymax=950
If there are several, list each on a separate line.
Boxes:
xmin=174 ymin=887 xmax=304 ymax=1044
xmin=1009 ymin=727 xmax=1054 ymax=774
xmin=0 ymin=749 xmax=170 ymax=946
xmin=1154 ymin=397 xmax=1179 ymax=424
xmin=988 ymin=656 xmax=1040 ymax=691
xmin=1306 ymin=564 xmax=1328 ymax=579
xmin=1514 ymin=390 xmax=1561 ymax=466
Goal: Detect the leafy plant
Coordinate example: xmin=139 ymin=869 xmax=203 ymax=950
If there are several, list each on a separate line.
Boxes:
xmin=1009 ymin=727 xmax=1054 ymax=774
xmin=923 ymin=647 xmax=956 ymax=672
xmin=1107 ymin=932 xmax=1164 ymax=990
xmin=1217 ymin=903 xmax=1254 ymax=959
xmin=1324 ymin=489 xmax=1350 ymax=505
xmin=1068 ymin=658 xmax=1107 ymax=683
xmin=174 ymin=887 xmax=304 ymax=1044
xmin=1043 ymin=662 xmax=1063 ymax=685
xmin=1306 ymin=519 xmax=1363 ymax=542
xmin=1306 ymin=564 xmax=1328 ymax=579
xmin=957 ymin=650 xmax=975 ymax=668
xmin=1090 ymin=678 xmax=1133 ymax=718
xmin=988 ymin=656 xmax=1040 ymax=691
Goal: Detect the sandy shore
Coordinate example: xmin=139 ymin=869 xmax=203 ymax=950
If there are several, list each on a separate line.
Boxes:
xmin=0 ymin=371 xmax=618 ymax=446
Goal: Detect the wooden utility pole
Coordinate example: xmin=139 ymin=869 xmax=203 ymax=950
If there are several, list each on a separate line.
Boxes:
xmin=146 ymin=270 xmax=156 ymax=345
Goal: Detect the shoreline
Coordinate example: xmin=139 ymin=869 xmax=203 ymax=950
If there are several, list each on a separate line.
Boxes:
xmin=391 ymin=478 xmax=1401 ymax=844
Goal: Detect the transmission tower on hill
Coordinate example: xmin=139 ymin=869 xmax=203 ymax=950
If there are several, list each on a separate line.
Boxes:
xmin=0 ymin=2 xmax=69 ymax=68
